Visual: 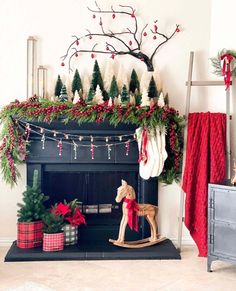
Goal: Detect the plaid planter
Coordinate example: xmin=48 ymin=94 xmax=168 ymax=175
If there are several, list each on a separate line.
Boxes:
xmin=17 ymin=221 xmax=43 ymax=249
xmin=43 ymin=232 xmax=64 ymax=252
xmin=62 ymin=224 xmax=79 ymax=246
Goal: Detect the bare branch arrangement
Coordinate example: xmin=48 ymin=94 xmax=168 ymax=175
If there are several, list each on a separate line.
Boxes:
xmin=61 ymin=1 xmax=180 ymax=72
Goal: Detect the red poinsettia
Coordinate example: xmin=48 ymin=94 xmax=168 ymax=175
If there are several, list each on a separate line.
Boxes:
xmin=51 ymin=199 xmax=86 ymax=227
xmin=65 ymin=208 xmax=86 ymax=227
xmin=52 ymin=202 xmax=71 ymax=216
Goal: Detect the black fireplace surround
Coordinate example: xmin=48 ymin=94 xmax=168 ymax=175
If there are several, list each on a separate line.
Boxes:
xmin=5 ymin=120 xmax=181 ymax=261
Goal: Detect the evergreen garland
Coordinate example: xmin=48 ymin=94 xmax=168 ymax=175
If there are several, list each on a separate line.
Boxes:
xmin=0 ymin=99 xmax=184 ymax=186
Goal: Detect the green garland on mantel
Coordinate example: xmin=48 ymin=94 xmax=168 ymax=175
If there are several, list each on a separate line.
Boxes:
xmin=0 ymin=99 xmax=184 ymax=186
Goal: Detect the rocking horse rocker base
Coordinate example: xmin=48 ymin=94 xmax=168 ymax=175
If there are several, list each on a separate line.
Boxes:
xmin=109 ymin=180 xmax=167 ymax=249
xmin=109 ymin=237 xmax=167 ymax=248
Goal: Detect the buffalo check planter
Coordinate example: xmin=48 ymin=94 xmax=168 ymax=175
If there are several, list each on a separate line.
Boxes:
xmin=62 ymin=224 xmax=78 ymax=246
xmin=43 ymin=232 xmax=64 ymax=252
xmin=17 ymin=221 xmax=43 ymax=249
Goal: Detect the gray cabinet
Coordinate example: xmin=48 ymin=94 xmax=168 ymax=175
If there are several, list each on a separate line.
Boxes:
xmin=208 ymin=183 xmax=236 ymax=272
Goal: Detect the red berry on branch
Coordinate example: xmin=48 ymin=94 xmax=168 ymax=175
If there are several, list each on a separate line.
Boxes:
xmin=131 ymin=13 xmax=135 ymax=18
xmin=61 ymin=62 xmax=65 ymax=66
xmin=112 ymin=13 xmax=116 ymax=19
xmin=93 ymin=14 xmax=96 ymax=19
xmin=154 ymin=25 xmax=158 ymax=32
xmin=153 ymin=35 xmax=157 ymax=40
xmin=99 ymin=21 xmax=102 ymax=26
xmin=106 ymin=46 xmax=109 ymax=51
xmin=75 ymin=53 xmax=78 ymax=57
xmin=176 ymin=27 xmax=180 ymax=32
xmin=140 ymin=58 xmax=144 ymax=62
xmin=111 ymin=53 xmax=115 ymax=59
xmin=91 ymin=53 xmax=95 ymax=59
xmin=129 ymin=40 xmax=132 ymax=46
xmin=76 ymin=40 xmax=79 ymax=46
xmin=143 ymin=32 xmax=147 ymax=37
xmin=89 ymin=35 xmax=92 ymax=39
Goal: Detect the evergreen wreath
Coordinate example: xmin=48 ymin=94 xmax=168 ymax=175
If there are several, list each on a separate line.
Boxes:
xmin=0 ymin=99 xmax=184 ymax=186
xmin=211 ymin=49 xmax=236 ymax=77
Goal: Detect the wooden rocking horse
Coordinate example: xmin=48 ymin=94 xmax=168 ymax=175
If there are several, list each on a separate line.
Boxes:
xmin=109 ymin=179 xmax=166 ymax=248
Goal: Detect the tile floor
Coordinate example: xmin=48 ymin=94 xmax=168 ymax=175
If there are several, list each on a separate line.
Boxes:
xmin=0 ymin=245 xmax=236 ymax=291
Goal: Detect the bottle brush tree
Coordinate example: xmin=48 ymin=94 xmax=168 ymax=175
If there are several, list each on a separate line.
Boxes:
xmin=109 ymin=75 xmax=119 ymax=99
xmin=148 ymin=76 xmax=158 ymax=98
xmin=17 ymin=170 xmax=49 ymax=222
xmin=121 ymin=84 xmax=128 ymax=103
xmin=59 ymin=85 xmax=68 ymax=102
xmin=72 ymin=69 xmax=83 ymax=95
xmin=129 ymin=69 xmax=140 ymax=94
xmin=54 ymin=75 xmax=63 ymax=97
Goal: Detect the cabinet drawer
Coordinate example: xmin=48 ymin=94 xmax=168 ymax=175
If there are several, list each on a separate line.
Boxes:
xmin=210 ymin=222 xmax=236 ymax=259
xmin=212 ymin=188 xmax=236 ymax=223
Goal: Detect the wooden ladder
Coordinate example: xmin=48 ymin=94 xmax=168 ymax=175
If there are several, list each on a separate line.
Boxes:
xmin=177 ymin=51 xmax=231 ymax=251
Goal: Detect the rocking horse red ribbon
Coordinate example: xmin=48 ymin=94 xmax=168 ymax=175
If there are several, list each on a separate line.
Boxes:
xmin=123 ymin=197 xmax=139 ymax=232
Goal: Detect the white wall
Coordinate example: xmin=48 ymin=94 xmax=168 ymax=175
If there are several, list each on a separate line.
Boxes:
xmin=0 ymin=0 xmax=213 ymax=244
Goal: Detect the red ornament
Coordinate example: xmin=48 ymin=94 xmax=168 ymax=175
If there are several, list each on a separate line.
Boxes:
xmin=153 ymin=35 xmax=157 ymax=40
xmin=143 ymin=32 xmax=147 ymax=37
xmin=93 ymin=14 xmax=96 ymax=19
xmin=91 ymin=53 xmax=95 ymax=59
xmin=76 ymin=40 xmax=79 ymax=46
xmin=129 ymin=40 xmax=132 ymax=46
xmin=61 ymin=62 xmax=65 ymax=66
xmin=112 ymin=13 xmax=116 ymax=19
xmin=176 ymin=27 xmax=180 ymax=32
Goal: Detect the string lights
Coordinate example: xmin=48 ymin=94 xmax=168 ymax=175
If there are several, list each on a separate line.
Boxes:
xmin=17 ymin=119 xmax=137 ymax=159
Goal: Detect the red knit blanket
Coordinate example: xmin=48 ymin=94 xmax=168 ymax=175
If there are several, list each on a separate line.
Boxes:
xmin=182 ymin=112 xmax=226 ymax=256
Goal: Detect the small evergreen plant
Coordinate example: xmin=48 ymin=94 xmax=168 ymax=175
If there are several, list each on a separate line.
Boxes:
xmin=17 ymin=170 xmax=48 ymax=222
xmin=54 ymin=75 xmax=63 ymax=97
xmin=72 ymin=69 xmax=83 ymax=95
xmin=42 ymin=211 xmax=65 ymax=234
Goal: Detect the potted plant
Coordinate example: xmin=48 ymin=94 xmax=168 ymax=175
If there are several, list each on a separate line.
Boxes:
xmin=42 ymin=209 xmax=65 ymax=252
xmin=17 ymin=170 xmax=48 ymax=248
xmin=53 ymin=199 xmax=86 ymax=246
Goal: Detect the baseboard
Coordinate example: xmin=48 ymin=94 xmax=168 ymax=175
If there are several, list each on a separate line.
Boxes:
xmin=0 ymin=238 xmax=15 ymax=247
xmin=171 ymin=237 xmax=195 ymax=246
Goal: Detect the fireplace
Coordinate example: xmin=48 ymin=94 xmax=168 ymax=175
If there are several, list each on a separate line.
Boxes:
xmin=5 ymin=120 xmax=181 ymax=261
xmin=26 ymin=120 xmax=158 ymax=242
